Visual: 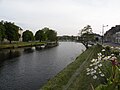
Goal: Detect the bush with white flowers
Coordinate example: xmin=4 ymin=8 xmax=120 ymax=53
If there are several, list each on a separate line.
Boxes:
xmin=86 ymin=48 xmax=120 ymax=90
xmin=86 ymin=53 xmax=105 ymax=80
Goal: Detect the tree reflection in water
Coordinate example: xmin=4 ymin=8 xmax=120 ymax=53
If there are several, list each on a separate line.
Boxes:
xmin=0 ymin=50 xmax=21 ymax=63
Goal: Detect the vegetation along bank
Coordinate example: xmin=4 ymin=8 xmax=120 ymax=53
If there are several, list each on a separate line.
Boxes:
xmin=40 ymin=44 xmax=101 ymax=90
xmin=40 ymin=44 xmax=120 ymax=90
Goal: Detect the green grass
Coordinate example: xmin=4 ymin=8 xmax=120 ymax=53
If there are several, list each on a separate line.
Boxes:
xmin=40 ymin=44 xmax=103 ymax=90
xmin=0 ymin=42 xmax=45 ymax=49
xmin=67 ymin=45 xmax=103 ymax=90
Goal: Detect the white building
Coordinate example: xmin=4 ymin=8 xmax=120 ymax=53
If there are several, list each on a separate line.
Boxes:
xmin=18 ymin=28 xmax=23 ymax=41
xmin=114 ymin=32 xmax=120 ymax=43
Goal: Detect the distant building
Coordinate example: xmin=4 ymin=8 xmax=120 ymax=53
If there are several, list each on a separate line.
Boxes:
xmin=104 ymin=25 xmax=120 ymax=44
xmin=104 ymin=33 xmax=112 ymax=42
xmin=18 ymin=28 xmax=23 ymax=41
xmin=113 ymin=32 xmax=120 ymax=43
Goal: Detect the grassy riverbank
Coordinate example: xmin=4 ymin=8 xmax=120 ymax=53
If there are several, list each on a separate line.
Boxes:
xmin=40 ymin=44 xmax=103 ymax=90
xmin=0 ymin=42 xmax=45 ymax=49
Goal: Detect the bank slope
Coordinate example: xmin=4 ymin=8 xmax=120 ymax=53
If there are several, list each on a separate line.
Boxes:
xmin=40 ymin=44 xmax=102 ymax=90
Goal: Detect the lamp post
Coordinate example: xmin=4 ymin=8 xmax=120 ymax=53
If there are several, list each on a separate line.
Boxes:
xmin=102 ymin=25 xmax=108 ymax=44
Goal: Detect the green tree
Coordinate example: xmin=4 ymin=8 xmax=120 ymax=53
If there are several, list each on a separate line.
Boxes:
xmin=80 ymin=25 xmax=92 ymax=35
xmin=79 ymin=25 xmax=94 ymax=48
xmin=22 ymin=30 xmax=34 ymax=42
xmin=35 ymin=30 xmax=44 ymax=42
xmin=4 ymin=21 xmax=20 ymax=43
xmin=41 ymin=27 xmax=49 ymax=41
xmin=45 ymin=29 xmax=57 ymax=41
xmin=0 ymin=21 xmax=6 ymax=42
xmin=41 ymin=27 xmax=57 ymax=41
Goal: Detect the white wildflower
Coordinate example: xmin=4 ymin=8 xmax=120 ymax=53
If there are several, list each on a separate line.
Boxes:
xmin=86 ymin=68 xmax=90 ymax=72
xmin=119 ymin=69 xmax=120 ymax=71
xmin=111 ymin=47 xmax=114 ymax=49
xmin=99 ymin=71 xmax=102 ymax=74
xmin=100 ymin=74 xmax=105 ymax=77
xmin=98 ymin=56 xmax=102 ymax=61
xmin=94 ymin=59 xmax=98 ymax=62
xmin=96 ymin=61 xmax=100 ymax=64
xmin=87 ymin=72 xmax=90 ymax=75
xmin=93 ymin=70 xmax=96 ymax=73
xmin=90 ymin=72 xmax=94 ymax=75
xmin=107 ymin=56 xmax=111 ymax=59
xmin=103 ymin=57 xmax=108 ymax=61
xmin=98 ymin=64 xmax=102 ymax=67
xmin=98 ymin=53 xmax=102 ymax=56
xmin=90 ymin=64 xmax=93 ymax=67
xmin=91 ymin=59 xmax=95 ymax=62
xmin=110 ymin=56 xmax=117 ymax=60
xmin=91 ymin=68 xmax=94 ymax=71
xmin=102 ymin=49 xmax=105 ymax=52
xmin=94 ymin=66 xmax=98 ymax=69
xmin=102 ymin=55 xmax=105 ymax=58
xmin=93 ymin=75 xmax=97 ymax=79
xmin=111 ymin=54 xmax=114 ymax=56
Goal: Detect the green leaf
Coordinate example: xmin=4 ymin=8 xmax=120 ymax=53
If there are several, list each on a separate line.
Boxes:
xmin=95 ymin=84 xmax=107 ymax=90
xmin=95 ymin=83 xmax=117 ymax=90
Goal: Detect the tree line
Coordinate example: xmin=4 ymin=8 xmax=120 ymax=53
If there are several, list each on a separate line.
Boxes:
xmin=0 ymin=20 xmax=57 ymax=43
xmin=58 ymin=35 xmax=77 ymax=41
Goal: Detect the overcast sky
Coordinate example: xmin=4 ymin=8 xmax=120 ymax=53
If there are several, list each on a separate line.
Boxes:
xmin=0 ymin=0 xmax=120 ymax=35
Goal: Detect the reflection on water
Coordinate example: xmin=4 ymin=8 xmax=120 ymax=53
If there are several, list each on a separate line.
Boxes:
xmin=0 ymin=46 xmax=47 ymax=64
xmin=24 ymin=47 xmax=34 ymax=53
xmin=35 ymin=46 xmax=43 ymax=50
xmin=0 ymin=50 xmax=21 ymax=63
xmin=0 ymin=47 xmax=36 ymax=64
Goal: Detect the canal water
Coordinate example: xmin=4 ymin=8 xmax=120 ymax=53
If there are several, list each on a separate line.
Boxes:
xmin=0 ymin=42 xmax=85 ymax=90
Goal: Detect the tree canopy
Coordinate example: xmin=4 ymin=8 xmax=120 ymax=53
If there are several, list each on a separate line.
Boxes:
xmin=2 ymin=21 xmax=20 ymax=43
xmin=35 ymin=30 xmax=44 ymax=42
xmin=35 ymin=27 xmax=57 ymax=42
xmin=45 ymin=29 xmax=57 ymax=41
xmin=0 ymin=21 xmax=6 ymax=42
xmin=78 ymin=25 xmax=94 ymax=48
xmin=22 ymin=30 xmax=34 ymax=42
xmin=80 ymin=25 xmax=92 ymax=35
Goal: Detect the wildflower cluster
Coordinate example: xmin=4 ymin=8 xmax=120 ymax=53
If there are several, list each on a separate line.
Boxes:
xmin=86 ymin=48 xmax=120 ymax=80
xmin=86 ymin=53 xmax=105 ymax=79
xmin=86 ymin=47 xmax=120 ymax=90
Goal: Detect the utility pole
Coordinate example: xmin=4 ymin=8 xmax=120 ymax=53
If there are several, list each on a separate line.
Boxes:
xmin=102 ymin=25 xmax=108 ymax=45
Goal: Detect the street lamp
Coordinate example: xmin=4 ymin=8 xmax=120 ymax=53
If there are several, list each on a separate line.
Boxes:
xmin=102 ymin=25 xmax=108 ymax=44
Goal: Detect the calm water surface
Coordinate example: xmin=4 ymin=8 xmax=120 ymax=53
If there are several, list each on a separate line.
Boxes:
xmin=0 ymin=42 xmax=85 ymax=90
